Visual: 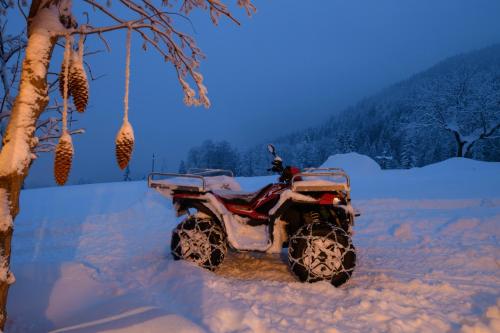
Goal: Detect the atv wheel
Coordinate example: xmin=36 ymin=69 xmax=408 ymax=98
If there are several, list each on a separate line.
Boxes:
xmin=171 ymin=216 xmax=227 ymax=270
xmin=288 ymin=222 xmax=356 ymax=286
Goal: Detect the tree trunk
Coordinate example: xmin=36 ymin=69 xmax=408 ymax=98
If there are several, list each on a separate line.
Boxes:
xmin=0 ymin=2 xmax=58 ymax=327
xmin=456 ymin=141 xmax=464 ymax=157
xmin=452 ymin=130 xmax=465 ymax=157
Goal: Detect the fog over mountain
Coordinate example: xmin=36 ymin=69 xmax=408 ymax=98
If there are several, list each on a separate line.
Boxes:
xmin=185 ymin=44 xmax=500 ymax=175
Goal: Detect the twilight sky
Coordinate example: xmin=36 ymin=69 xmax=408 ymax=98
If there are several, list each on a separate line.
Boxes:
xmin=19 ymin=0 xmax=500 ymax=187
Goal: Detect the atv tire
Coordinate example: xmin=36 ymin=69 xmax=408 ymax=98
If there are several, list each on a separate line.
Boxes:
xmin=288 ymin=222 xmax=356 ymax=286
xmin=171 ymin=216 xmax=227 ymax=271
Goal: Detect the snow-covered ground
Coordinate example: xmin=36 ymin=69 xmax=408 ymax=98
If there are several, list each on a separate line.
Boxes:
xmin=5 ymin=154 xmax=500 ymax=332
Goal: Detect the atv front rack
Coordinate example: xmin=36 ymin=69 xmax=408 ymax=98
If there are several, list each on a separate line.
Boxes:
xmin=291 ymin=168 xmax=350 ymax=193
xmin=148 ymin=169 xmax=238 ymax=194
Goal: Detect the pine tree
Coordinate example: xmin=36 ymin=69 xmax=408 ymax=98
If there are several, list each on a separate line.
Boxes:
xmin=178 ymin=160 xmax=187 ymax=174
xmin=400 ymin=136 xmax=417 ymax=168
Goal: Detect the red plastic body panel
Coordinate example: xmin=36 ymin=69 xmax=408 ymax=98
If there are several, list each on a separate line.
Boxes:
xmin=221 ymin=183 xmax=288 ymax=220
xmin=170 ymin=166 xmax=345 ymax=221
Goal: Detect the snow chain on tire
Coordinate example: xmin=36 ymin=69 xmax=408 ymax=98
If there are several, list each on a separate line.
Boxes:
xmin=288 ymin=222 xmax=356 ymax=287
xmin=171 ymin=216 xmax=227 ymax=271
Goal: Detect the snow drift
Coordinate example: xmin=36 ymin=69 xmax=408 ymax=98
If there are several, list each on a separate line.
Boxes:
xmin=6 ymin=155 xmax=500 ymax=332
xmin=321 ymin=152 xmax=382 ymax=175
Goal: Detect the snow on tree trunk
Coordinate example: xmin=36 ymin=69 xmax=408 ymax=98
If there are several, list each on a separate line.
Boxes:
xmin=0 ymin=3 xmax=63 ymax=328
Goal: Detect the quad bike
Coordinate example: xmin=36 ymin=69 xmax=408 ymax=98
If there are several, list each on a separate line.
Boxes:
xmin=148 ymin=145 xmax=357 ymax=287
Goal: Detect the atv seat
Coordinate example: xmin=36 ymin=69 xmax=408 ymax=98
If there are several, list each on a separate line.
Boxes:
xmin=212 ymin=184 xmax=275 ymax=206
xmin=212 ymin=190 xmax=260 ymax=205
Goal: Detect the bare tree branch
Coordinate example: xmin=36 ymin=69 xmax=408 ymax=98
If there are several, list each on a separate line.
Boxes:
xmin=77 ymin=0 xmax=253 ymax=107
xmin=414 ymin=64 xmax=500 ymax=157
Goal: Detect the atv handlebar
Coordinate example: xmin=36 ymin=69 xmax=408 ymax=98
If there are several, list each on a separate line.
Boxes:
xmin=267 ymin=157 xmax=284 ymax=173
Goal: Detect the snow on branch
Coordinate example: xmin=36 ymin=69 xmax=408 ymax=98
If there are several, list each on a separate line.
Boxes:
xmin=413 ymin=64 xmax=500 ymax=157
xmin=75 ymin=0 xmax=255 ymax=107
xmin=0 ymin=13 xmax=85 ymax=156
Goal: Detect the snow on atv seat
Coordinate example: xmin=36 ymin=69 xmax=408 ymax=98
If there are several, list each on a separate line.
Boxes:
xmin=7 ymin=154 xmax=500 ymax=333
xmin=210 ymin=190 xmax=259 ymax=203
xmin=205 ymin=175 xmax=241 ymax=191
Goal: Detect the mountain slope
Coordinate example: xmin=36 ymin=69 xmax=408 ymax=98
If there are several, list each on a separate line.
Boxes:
xmin=239 ymin=44 xmax=500 ymax=175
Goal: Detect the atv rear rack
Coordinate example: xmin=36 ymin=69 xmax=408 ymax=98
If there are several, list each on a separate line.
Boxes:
xmin=187 ymin=168 xmax=234 ymax=178
xmin=291 ymin=168 xmax=350 ymax=193
xmin=148 ymin=172 xmax=206 ymax=193
xmin=148 ymin=169 xmax=237 ymax=194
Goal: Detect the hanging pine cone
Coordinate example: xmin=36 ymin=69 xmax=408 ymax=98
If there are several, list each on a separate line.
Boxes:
xmin=69 ymin=51 xmax=89 ymax=113
xmin=115 ymin=120 xmax=135 ymax=170
xmin=54 ymin=132 xmax=74 ymax=185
